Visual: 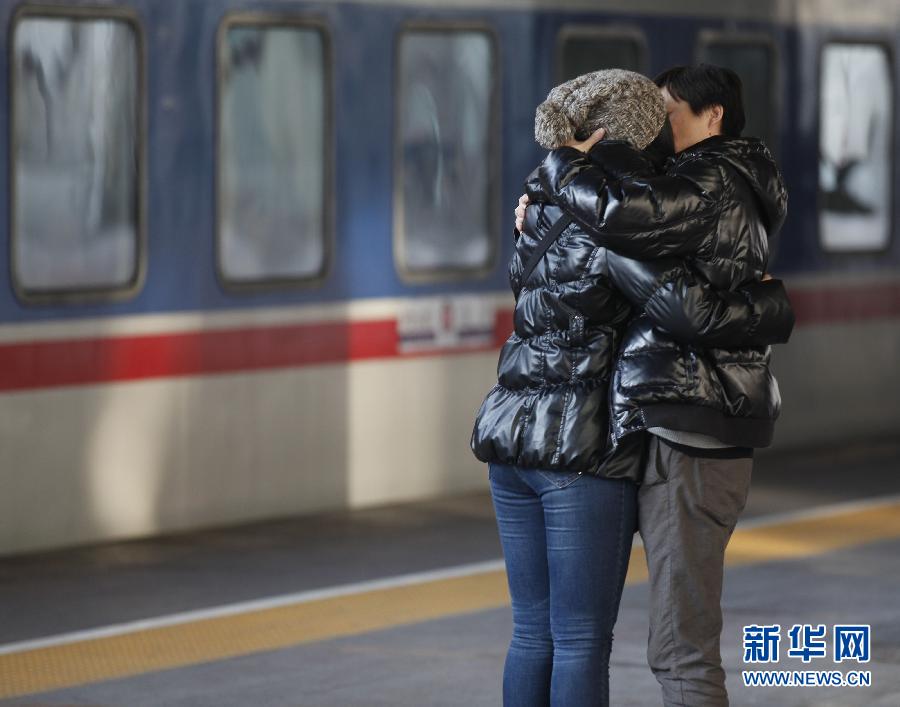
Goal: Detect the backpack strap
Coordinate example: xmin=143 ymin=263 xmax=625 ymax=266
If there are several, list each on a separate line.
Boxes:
xmin=520 ymin=213 xmax=574 ymax=285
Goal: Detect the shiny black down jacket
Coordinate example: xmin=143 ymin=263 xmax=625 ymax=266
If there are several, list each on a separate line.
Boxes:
xmin=537 ymin=136 xmax=793 ymax=448
xmin=470 ymin=138 xmax=793 ymax=478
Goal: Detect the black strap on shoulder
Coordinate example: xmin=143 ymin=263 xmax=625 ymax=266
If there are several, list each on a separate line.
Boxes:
xmin=520 ymin=214 xmax=573 ymax=285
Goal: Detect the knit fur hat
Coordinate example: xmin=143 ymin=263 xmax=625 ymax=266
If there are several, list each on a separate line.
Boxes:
xmin=535 ymin=69 xmax=667 ymax=150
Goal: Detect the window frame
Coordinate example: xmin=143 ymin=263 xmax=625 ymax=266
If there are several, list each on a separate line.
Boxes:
xmin=816 ymin=37 xmax=896 ymax=256
xmin=392 ymin=21 xmax=501 ymax=284
xmin=695 ymin=30 xmax=781 ymax=153
xmin=555 ymin=25 xmax=649 ymax=84
xmin=214 ymin=12 xmax=334 ymax=292
xmin=8 ymin=3 xmax=147 ymax=305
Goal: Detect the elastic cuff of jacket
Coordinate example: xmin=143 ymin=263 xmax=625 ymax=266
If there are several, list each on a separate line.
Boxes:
xmin=587 ymin=140 xmax=652 ymax=176
xmin=740 ymin=287 xmax=761 ymax=340
xmin=643 ymin=277 xmax=699 ymax=342
xmin=541 ymin=147 xmax=588 ymax=193
xmin=587 ymin=140 xmax=637 ymax=158
xmin=745 ymin=279 xmax=795 ymax=344
xmin=551 ymin=146 xmax=585 ymax=163
xmin=644 ymin=270 xmax=693 ymax=312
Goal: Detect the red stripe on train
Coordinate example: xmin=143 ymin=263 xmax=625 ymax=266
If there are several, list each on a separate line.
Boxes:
xmin=0 ymin=313 xmax=512 ymax=392
xmin=0 ymin=282 xmax=896 ymax=392
xmin=787 ymin=282 xmax=900 ymax=325
xmin=0 ymin=319 xmax=398 ymax=392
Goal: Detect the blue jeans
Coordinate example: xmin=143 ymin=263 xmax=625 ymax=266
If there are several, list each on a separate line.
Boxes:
xmin=488 ymin=463 xmax=638 ymax=707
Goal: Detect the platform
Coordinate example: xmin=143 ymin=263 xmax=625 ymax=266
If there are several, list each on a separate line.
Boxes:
xmin=1 ymin=438 xmax=899 ymax=706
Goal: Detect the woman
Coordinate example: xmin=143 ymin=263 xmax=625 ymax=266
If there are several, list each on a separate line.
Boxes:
xmin=470 ymin=69 xmax=789 ymax=707
xmin=470 ymin=69 xmax=667 ymax=707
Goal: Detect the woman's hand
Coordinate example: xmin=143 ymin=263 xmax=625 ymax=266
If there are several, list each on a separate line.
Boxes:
xmin=515 ymin=193 xmax=529 ymax=232
xmin=563 ymin=127 xmax=606 ymax=153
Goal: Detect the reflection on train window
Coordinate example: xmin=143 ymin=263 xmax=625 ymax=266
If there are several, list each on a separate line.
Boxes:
xmin=819 ymin=43 xmax=893 ymax=252
xmin=218 ymin=22 xmax=327 ymax=284
xmin=12 ymin=16 xmax=140 ymax=293
xmin=699 ymin=38 xmax=777 ymax=150
xmin=558 ymin=28 xmax=646 ymax=82
xmin=396 ymin=29 xmax=496 ymax=277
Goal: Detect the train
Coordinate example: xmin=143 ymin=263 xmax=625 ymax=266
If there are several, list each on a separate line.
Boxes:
xmin=1 ymin=0 xmax=898 ymax=555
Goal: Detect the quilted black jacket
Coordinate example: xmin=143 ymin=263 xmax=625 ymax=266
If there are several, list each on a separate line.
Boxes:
xmin=536 ymin=136 xmax=792 ymax=448
xmin=470 ymin=137 xmax=793 ymax=478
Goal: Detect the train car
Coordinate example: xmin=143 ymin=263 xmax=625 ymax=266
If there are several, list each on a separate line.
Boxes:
xmin=0 ymin=0 xmax=898 ymax=555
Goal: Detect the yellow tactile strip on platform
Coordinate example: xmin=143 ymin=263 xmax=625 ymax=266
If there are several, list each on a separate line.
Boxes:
xmin=726 ymin=502 xmax=900 ymax=565
xmin=0 ymin=569 xmax=513 ymax=698
xmin=1 ymin=500 xmax=899 ymax=699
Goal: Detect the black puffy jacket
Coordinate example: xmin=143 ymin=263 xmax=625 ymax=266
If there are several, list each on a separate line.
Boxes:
xmin=537 ymin=136 xmax=793 ymax=448
xmin=470 ymin=138 xmax=793 ymax=479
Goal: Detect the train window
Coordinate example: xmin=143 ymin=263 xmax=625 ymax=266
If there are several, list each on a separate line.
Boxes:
xmin=557 ymin=28 xmax=647 ymax=82
xmin=218 ymin=19 xmax=329 ymax=285
xmin=819 ymin=42 xmax=893 ymax=252
xmin=698 ymin=36 xmax=778 ymax=150
xmin=11 ymin=12 xmax=142 ymax=297
xmin=395 ymin=27 xmax=498 ymax=280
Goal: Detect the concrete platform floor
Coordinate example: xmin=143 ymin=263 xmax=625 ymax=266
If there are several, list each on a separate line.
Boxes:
xmin=1 ymin=437 xmax=899 ymax=706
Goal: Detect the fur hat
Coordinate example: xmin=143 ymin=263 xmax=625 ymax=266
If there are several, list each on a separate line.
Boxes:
xmin=535 ymin=69 xmax=667 ymax=150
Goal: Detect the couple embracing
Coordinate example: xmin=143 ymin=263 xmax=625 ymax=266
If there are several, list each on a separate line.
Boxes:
xmin=471 ymin=64 xmax=795 ymax=706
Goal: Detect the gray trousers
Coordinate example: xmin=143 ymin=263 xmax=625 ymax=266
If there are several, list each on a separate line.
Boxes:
xmin=638 ymin=435 xmax=753 ymax=707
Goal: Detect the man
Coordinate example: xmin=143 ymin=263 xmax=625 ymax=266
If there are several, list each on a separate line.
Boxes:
xmin=515 ymin=64 xmax=792 ymax=706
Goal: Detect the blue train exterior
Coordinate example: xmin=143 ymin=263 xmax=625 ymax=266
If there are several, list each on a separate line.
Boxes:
xmin=0 ymin=0 xmax=898 ymax=555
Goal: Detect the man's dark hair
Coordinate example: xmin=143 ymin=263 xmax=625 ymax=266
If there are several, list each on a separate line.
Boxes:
xmin=654 ymin=63 xmax=746 ymax=137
